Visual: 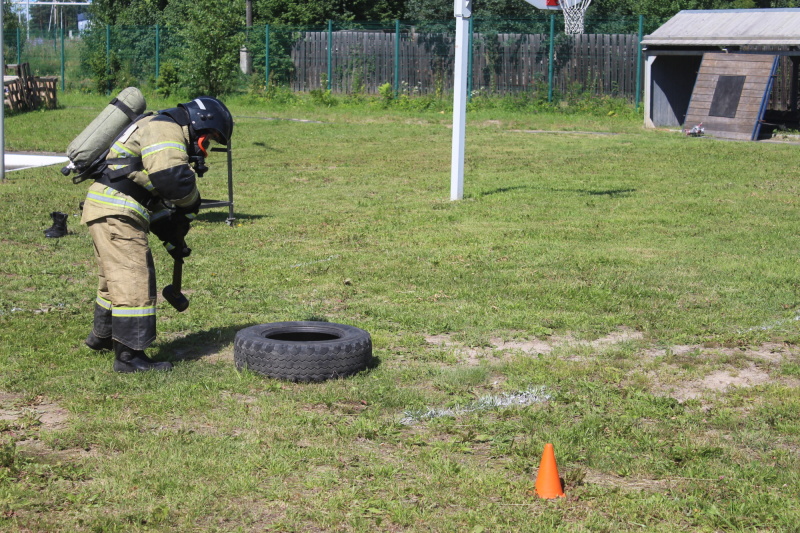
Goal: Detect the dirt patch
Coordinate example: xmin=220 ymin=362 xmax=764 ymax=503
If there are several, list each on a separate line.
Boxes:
xmin=15 ymin=438 xmax=97 ymax=460
xmin=426 ymin=327 xmax=645 ymax=364
xmin=0 ymin=393 xmax=69 ymax=431
xmin=669 ymin=364 xmax=773 ymax=402
xmin=579 ymin=468 xmax=675 ymax=492
xmin=425 ymin=330 xmax=800 ymax=404
xmin=0 ymin=392 xmax=91 ymax=459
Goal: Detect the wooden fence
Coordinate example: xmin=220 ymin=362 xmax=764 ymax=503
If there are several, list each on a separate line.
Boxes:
xmin=290 ymin=31 xmax=643 ymax=100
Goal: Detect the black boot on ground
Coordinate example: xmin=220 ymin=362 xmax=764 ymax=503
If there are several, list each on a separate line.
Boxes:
xmin=85 ymin=331 xmax=113 ymax=352
xmin=44 ymin=211 xmax=68 ymax=238
xmin=113 ymin=342 xmax=173 ymax=373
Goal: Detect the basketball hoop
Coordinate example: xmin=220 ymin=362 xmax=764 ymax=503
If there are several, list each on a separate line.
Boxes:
xmin=559 ymin=0 xmax=592 ymax=35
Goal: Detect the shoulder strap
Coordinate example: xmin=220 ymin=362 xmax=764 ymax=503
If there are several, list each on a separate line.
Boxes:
xmin=109 ymin=97 xmax=139 ymax=121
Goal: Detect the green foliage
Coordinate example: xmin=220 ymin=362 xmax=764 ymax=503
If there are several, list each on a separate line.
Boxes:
xmin=253 ymin=0 xmax=404 ymax=25
xmin=90 ymin=0 xmax=168 ymax=25
xmin=166 ymin=0 xmax=246 ymax=96
xmin=262 ymin=83 xmax=300 ymax=104
xmin=155 ymin=62 xmax=182 ymax=98
xmin=3 ymin=0 xmax=25 ymax=63
xmin=86 ymin=47 xmax=118 ymax=94
xmin=0 ymin=438 xmax=16 ymax=473
xmin=378 ymin=82 xmax=394 ymax=107
xmin=309 ymin=88 xmax=338 ymax=106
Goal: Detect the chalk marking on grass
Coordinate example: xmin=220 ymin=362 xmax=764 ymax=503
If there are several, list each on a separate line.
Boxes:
xmin=739 ymin=315 xmax=800 ymax=333
xmin=1 ymin=303 xmax=67 ymax=316
xmin=400 ymin=386 xmax=551 ymax=425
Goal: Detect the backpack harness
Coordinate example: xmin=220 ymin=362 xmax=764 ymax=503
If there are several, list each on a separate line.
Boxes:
xmin=94 ymin=104 xmax=191 ymax=209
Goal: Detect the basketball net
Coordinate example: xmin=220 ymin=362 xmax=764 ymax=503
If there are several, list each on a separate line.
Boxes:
xmin=559 ymin=0 xmax=592 ymax=34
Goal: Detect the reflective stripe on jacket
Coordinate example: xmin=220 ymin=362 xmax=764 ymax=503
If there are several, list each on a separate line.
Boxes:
xmin=81 ymin=115 xmax=199 ymax=228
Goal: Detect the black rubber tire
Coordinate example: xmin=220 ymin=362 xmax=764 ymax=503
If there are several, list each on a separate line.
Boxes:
xmin=234 ymin=321 xmax=372 ymax=382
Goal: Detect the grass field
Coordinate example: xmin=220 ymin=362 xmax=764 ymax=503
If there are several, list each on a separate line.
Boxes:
xmin=2 ymin=91 xmax=800 ymax=531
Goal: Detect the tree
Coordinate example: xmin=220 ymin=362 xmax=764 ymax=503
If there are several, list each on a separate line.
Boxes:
xmin=90 ymin=0 xmax=168 ymax=26
xmin=3 ymin=0 xmax=24 ymax=63
xmin=252 ymin=0 xmax=404 ymax=25
xmin=164 ymin=0 xmax=245 ymax=96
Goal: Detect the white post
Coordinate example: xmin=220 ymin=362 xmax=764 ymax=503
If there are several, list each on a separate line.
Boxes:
xmin=1 ymin=1 xmax=5 ymax=181
xmin=450 ymin=0 xmax=471 ymax=201
xmin=643 ymin=55 xmax=655 ymax=129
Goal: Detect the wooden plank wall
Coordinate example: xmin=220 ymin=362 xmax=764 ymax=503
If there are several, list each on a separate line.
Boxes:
xmin=289 ymin=31 xmax=642 ymax=100
xmin=684 ymin=53 xmax=777 ymax=141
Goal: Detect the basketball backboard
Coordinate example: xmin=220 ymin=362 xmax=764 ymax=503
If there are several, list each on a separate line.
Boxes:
xmin=522 ymin=0 xmax=561 ymax=10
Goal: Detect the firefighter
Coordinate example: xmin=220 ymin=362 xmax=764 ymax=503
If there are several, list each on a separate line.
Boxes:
xmin=81 ymin=96 xmax=233 ymax=373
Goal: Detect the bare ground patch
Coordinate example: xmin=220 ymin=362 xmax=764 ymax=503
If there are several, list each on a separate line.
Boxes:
xmin=425 ymin=330 xmax=800 ymax=403
xmin=579 ymin=468 xmax=676 ymax=492
xmin=667 ymin=364 xmax=773 ymax=402
xmin=0 ymin=392 xmax=69 ymax=431
xmin=426 ymin=327 xmax=645 ymax=364
xmin=0 ymin=392 xmax=96 ymax=459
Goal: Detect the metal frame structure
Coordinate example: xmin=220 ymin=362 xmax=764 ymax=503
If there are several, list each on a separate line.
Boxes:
xmin=199 ymin=143 xmax=235 ymax=225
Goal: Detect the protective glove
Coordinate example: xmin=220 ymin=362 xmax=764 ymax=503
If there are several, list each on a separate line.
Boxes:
xmin=175 ymin=197 xmax=201 ymax=219
xmin=150 ymin=211 xmax=191 ymax=244
xmin=163 ymin=241 xmax=192 ymax=262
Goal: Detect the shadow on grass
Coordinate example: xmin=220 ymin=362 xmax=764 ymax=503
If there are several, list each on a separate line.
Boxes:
xmin=196 ymin=211 xmax=270 ymax=224
xmin=468 ymin=185 xmax=531 ymax=198
xmin=547 ymin=187 xmax=638 ymax=198
xmin=158 ymin=324 xmax=254 ymax=362
xmin=468 ymin=186 xmax=636 ymax=199
xmin=582 ymin=188 xmax=637 ymax=197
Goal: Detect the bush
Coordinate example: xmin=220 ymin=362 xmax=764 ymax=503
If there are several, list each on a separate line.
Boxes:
xmin=309 ymin=88 xmax=338 ymax=107
xmin=378 ymin=82 xmax=394 ymax=108
xmin=156 ymin=62 xmax=182 ymax=98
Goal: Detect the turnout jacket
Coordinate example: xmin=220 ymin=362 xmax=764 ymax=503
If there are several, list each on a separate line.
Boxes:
xmin=81 ymin=114 xmax=200 ymax=229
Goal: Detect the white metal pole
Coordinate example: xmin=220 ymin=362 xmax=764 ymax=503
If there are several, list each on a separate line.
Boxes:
xmin=1 ymin=0 xmax=5 ymax=181
xmin=450 ymin=0 xmax=471 ymax=201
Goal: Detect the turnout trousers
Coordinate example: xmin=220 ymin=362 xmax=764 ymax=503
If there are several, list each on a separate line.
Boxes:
xmin=87 ymin=215 xmax=157 ymax=350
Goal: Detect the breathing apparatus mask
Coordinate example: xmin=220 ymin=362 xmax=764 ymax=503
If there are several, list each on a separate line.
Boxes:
xmin=180 ymin=96 xmax=232 ymax=178
xmin=160 ymin=97 xmax=233 ymax=178
xmin=189 ymin=131 xmax=212 ymax=177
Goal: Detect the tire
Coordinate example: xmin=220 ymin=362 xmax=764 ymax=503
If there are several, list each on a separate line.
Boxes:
xmin=234 ymin=321 xmax=372 ymax=382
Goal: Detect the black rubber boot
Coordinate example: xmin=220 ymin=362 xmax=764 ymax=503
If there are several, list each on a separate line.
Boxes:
xmin=113 ymin=342 xmax=173 ymax=373
xmin=85 ymin=331 xmax=113 ymax=352
xmin=44 ymin=211 xmax=68 ymax=238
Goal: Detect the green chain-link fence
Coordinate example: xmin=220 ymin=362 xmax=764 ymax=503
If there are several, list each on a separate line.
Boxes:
xmin=4 ymin=16 xmax=663 ymax=103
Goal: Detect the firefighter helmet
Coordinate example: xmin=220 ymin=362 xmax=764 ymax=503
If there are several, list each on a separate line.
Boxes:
xmin=179 ymin=97 xmax=233 ymax=146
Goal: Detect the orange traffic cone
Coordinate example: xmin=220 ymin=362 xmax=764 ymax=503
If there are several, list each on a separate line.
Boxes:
xmin=534 ymin=443 xmax=565 ymax=499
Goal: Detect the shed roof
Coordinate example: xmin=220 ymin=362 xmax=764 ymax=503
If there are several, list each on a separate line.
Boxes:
xmin=642 ymin=9 xmax=800 ymax=47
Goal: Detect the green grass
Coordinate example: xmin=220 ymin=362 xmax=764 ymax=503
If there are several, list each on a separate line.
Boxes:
xmin=1 ymin=91 xmax=800 ymax=531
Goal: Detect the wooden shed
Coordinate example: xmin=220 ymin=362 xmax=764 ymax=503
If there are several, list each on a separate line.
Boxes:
xmin=641 ymin=9 xmax=800 ymax=140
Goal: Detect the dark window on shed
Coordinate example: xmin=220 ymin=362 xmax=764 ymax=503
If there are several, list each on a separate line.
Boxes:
xmin=709 ymin=75 xmax=746 ymax=118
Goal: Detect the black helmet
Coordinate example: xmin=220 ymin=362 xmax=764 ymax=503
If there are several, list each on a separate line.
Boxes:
xmin=179 ymin=97 xmax=234 ymax=146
